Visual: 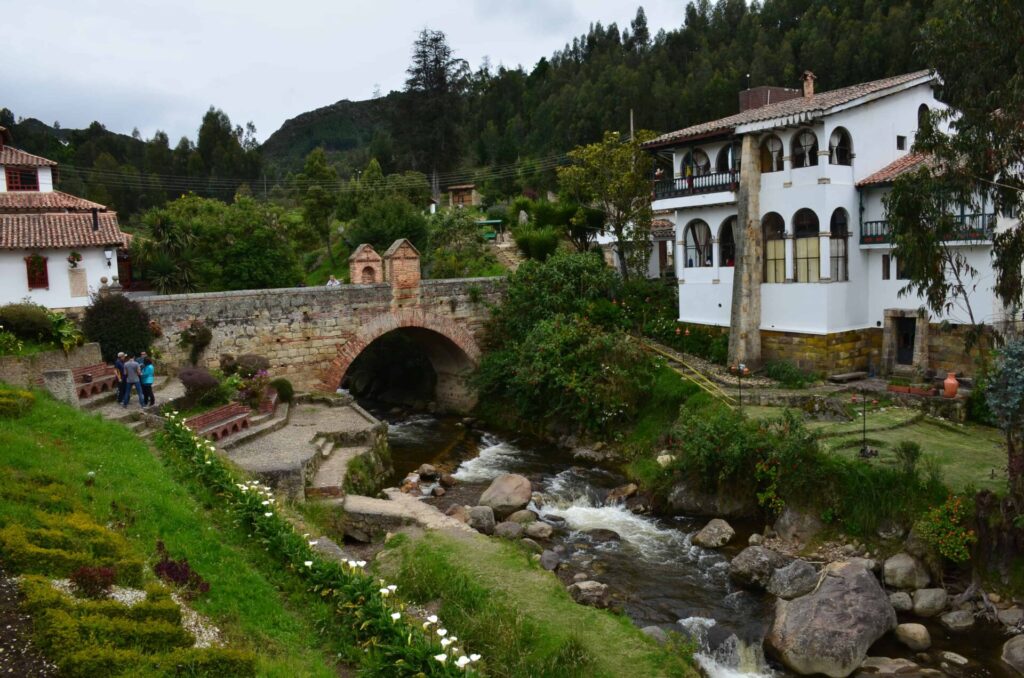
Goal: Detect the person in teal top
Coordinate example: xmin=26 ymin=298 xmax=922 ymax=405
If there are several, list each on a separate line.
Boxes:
xmin=140 ymin=357 xmax=156 ymax=407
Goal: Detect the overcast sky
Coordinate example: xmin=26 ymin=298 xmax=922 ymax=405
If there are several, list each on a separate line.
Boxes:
xmin=2 ymin=0 xmax=684 ymax=143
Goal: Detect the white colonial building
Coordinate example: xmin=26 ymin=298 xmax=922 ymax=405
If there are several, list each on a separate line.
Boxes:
xmin=645 ymin=70 xmax=1008 ymax=376
xmin=0 ymin=127 xmax=127 ymax=310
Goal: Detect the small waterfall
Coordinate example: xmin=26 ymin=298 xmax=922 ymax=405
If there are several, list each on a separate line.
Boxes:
xmin=678 ymin=618 xmax=775 ymax=678
xmin=450 ymin=434 xmax=523 ymax=482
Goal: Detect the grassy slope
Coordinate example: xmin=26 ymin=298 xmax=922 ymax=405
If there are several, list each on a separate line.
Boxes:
xmin=378 ymin=531 xmax=695 ymax=678
xmin=0 ymin=393 xmax=340 ymax=677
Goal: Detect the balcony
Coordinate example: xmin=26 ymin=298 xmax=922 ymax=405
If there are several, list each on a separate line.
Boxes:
xmin=860 ymin=213 xmax=996 ymax=245
xmin=653 ymin=171 xmax=738 ymax=200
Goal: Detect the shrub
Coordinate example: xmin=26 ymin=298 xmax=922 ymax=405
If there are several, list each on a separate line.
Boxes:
xmin=234 ymin=353 xmax=270 ymax=378
xmin=153 ymin=541 xmax=210 ymax=599
xmin=177 ymin=319 xmax=213 ymax=366
xmin=219 ymin=353 xmax=238 ymax=375
xmin=268 ymin=377 xmax=294 ymax=403
xmin=0 ymin=389 xmax=35 ymax=418
xmin=966 ymin=375 xmax=994 ymax=425
xmin=81 ymin=294 xmax=151 ymax=362
xmin=513 ymin=226 xmax=560 ymax=261
xmin=0 ymin=328 xmax=23 ymax=354
xmin=48 ymin=311 xmax=84 ymax=354
xmin=763 ymin=360 xmax=819 ymax=388
xmin=69 ymin=565 xmax=117 ymax=599
xmin=177 ymin=367 xmax=223 ymax=409
xmin=0 ymin=302 xmax=53 ymax=342
xmin=915 ymin=494 xmax=977 ymax=562
xmin=236 ymin=370 xmax=269 ymax=409
xmin=893 ymin=440 xmax=923 ymax=476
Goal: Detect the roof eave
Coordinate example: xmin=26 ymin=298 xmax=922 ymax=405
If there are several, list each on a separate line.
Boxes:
xmin=642 ymin=127 xmax=737 ymax=150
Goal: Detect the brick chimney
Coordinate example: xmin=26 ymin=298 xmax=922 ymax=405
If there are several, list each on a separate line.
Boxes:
xmin=802 ymin=71 xmax=817 ymax=98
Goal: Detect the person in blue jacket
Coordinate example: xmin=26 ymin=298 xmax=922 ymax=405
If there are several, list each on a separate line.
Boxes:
xmin=140 ymin=357 xmax=156 ymax=407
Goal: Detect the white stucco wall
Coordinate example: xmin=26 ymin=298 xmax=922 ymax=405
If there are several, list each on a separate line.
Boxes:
xmin=37 ymin=167 xmax=54 ymax=192
xmin=0 ymin=247 xmax=119 ymax=309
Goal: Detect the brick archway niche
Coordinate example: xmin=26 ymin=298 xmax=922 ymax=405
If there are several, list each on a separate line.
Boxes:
xmin=323 ymin=308 xmax=481 ymax=413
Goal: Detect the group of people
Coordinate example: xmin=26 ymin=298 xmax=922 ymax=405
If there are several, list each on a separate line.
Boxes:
xmin=114 ymin=351 xmax=156 ymax=408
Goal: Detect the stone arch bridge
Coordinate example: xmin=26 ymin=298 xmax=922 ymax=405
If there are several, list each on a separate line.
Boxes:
xmin=137 ymin=240 xmax=503 ymax=412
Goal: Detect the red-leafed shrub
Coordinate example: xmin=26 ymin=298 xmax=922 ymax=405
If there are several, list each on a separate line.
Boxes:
xmin=153 ymin=541 xmax=209 ymax=599
xmin=70 ymin=565 xmax=117 ymax=598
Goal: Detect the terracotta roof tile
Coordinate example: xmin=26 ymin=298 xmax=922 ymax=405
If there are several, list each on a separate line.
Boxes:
xmin=0 ymin=212 xmax=127 ymax=250
xmin=644 ymin=71 xmax=935 ymax=147
xmin=856 ymin=153 xmax=930 ymax=187
xmin=0 ymin=146 xmax=57 ymax=167
xmin=0 ymin=191 xmax=107 ymax=213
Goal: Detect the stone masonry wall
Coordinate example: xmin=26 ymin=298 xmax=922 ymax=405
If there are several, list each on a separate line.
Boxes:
xmin=761 ymin=328 xmax=883 ymax=375
xmin=927 ymin=323 xmax=990 ymax=377
xmin=0 ymin=342 xmax=102 ymax=388
xmin=136 ymin=278 xmax=503 ymax=394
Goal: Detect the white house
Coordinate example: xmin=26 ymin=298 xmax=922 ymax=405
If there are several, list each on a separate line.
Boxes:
xmin=644 ymin=70 xmax=1008 ymax=377
xmin=0 ymin=127 xmax=127 ymax=310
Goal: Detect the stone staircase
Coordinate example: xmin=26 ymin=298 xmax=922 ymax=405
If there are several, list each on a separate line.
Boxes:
xmin=305 ymin=434 xmax=370 ymax=499
xmin=490 ymin=239 xmax=525 ymax=271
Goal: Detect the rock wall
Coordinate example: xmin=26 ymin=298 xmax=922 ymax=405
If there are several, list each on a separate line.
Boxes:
xmin=0 ymin=343 xmax=102 ymax=388
xmin=927 ymin=323 xmax=990 ymax=377
xmin=761 ymin=328 xmax=882 ymax=374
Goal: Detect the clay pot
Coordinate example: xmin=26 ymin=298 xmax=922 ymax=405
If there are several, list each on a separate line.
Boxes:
xmin=943 ymin=372 xmax=959 ymax=398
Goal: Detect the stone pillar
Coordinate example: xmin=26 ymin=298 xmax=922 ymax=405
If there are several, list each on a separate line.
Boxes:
xmin=42 ymin=369 xmax=78 ymax=408
xmin=727 ymin=134 xmax=763 ymax=368
xmin=712 ymin=237 xmax=721 ymax=283
xmin=819 ymin=231 xmax=831 ymax=280
xmin=784 ymin=233 xmax=795 ymax=282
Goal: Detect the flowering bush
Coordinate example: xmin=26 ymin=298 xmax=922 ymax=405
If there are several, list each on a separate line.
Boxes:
xmin=159 ymin=413 xmax=482 ymax=675
xmin=236 ymin=369 xmax=269 ymax=409
xmin=915 ymin=494 xmax=977 ymax=562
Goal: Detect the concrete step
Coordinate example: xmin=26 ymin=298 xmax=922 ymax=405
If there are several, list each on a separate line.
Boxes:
xmin=307 ymin=445 xmax=367 ymax=499
xmin=125 ymin=419 xmax=147 ymax=433
xmin=219 ymin=402 xmax=290 ymax=450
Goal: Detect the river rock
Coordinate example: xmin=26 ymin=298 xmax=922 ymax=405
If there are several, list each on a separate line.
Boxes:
xmin=540 ymin=550 xmax=560 ymax=571
xmin=543 ymin=514 xmax=567 ymax=527
xmin=445 ymin=504 xmax=469 ymax=523
xmin=894 ymin=623 xmax=931 ymax=651
xmin=749 ymin=533 xmax=764 ymax=546
xmin=692 ymin=519 xmax=736 ymax=549
xmin=641 ymin=626 xmax=669 ymax=644
xmin=766 ymin=561 xmax=897 ymax=677
xmin=468 ymin=505 xmax=496 ymax=535
xmin=439 ymin=473 xmax=457 ymax=488
xmin=883 ymin=553 xmax=930 ymax=589
xmin=583 ymin=529 xmax=621 ymax=543
xmin=774 ymin=506 xmax=824 ymax=544
xmin=431 ymin=486 xmax=446 ymax=497
xmin=998 ymin=607 xmax=1023 ymax=627
xmin=729 ymin=546 xmax=792 ymax=590
xmin=525 ymin=522 xmax=553 ymax=540
xmin=494 ymin=521 xmax=524 ymax=539
xmin=859 ymin=656 xmax=921 ymax=674
xmin=667 ymin=478 xmax=757 ymax=518
xmin=507 ymin=509 xmax=538 ymax=524
xmin=845 ymin=557 xmax=878 ymax=573
xmin=1002 ymin=635 xmax=1024 ymax=674
xmin=520 ymin=537 xmax=542 ymax=554
xmin=606 ymin=483 xmax=638 ymax=504
xmin=478 ymin=473 xmax=532 ymax=519
xmin=568 ymin=580 xmax=610 ymax=609
xmin=656 ymin=453 xmax=675 ymax=467
xmin=768 ymin=560 xmax=819 ymax=600
xmin=912 ymin=588 xmax=948 ymax=617
xmin=417 ymin=463 xmax=439 ymax=481
xmin=889 ymin=592 xmax=913 ymax=612
xmin=939 ymin=610 xmax=975 ymax=633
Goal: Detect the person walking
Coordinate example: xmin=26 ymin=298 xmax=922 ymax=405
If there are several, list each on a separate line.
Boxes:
xmin=140 ymin=357 xmax=156 ymax=407
xmin=114 ymin=352 xmax=127 ymax=403
xmin=121 ymin=354 xmax=143 ymax=408
xmin=326 ymin=274 xmax=341 ymax=288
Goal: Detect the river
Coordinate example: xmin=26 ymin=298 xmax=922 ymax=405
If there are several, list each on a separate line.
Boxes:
xmin=371 ymin=406 xmax=1013 ymax=677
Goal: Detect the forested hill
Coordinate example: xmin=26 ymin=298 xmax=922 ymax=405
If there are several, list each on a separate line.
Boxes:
xmin=261 ymin=0 xmax=933 ymax=178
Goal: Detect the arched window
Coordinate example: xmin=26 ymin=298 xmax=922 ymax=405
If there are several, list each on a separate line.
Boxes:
xmin=792 ymin=129 xmax=819 ymax=168
xmin=762 ymin=213 xmax=785 ymax=283
xmin=361 ymin=266 xmax=377 ymax=283
xmin=793 ymin=208 xmax=820 ymax=282
xmin=830 ymin=208 xmax=849 ymax=282
xmin=828 ymin=128 xmax=852 ymax=166
xmin=719 ymin=217 xmax=737 ymax=267
xmin=918 ymin=104 xmax=929 ymax=129
xmin=684 ymin=220 xmax=713 ymax=268
xmin=760 ymin=135 xmax=783 ymax=173
xmin=681 ymin=149 xmax=711 ymax=177
xmin=716 ymin=142 xmax=741 ymax=174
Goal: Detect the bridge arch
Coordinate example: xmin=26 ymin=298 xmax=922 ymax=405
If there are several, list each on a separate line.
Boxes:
xmin=323 ymin=308 xmax=481 ymax=412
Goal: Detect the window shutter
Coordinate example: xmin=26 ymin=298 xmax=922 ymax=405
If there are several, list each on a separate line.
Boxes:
xmin=25 ymin=255 xmax=49 ymax=290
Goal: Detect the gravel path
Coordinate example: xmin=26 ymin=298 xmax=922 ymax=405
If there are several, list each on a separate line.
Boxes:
xmin=0 ymin=568 xmax=57 ymax=677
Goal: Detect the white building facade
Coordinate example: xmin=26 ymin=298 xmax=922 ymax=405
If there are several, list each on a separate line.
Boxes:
xmin=645 ymin=70 xmax=1005 ymax=376
xmin=0 ymin=127 xmax=127 ymax=310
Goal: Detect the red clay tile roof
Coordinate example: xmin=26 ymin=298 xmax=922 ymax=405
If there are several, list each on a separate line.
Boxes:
xmin=0 ymin=146 xmax=57 ymax=167
xmin=447 ymin=184 xmax=475 ymax=190
xmin=0 ymin=212 xmax=126 ymax=249
xmin=856 ymin=153 xmax=931 ymax=187
xmin=645 ymin=71 xmax=935 ymax=147
xmin=0 ymin=191 xmax=107 ymax=213
xmin=651 ymin=218 xmax=675 ymax=239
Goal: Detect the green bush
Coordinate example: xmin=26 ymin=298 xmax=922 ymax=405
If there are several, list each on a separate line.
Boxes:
xmin=177 ymin=319 xmax=212 ymax=366
xmin=234 ymin=353 xmax=270 ymax=379
xmin=0 ymin=389 xmax=35 ymax=418
xmin=81 ymin=294 xmax=151 ymax=362
xmin=0 ymin=302 xmax=53 ymax=342
xmin=966 ymin=375 xmax=994 ymax=424
xmin=513 ymin=226 xmax=560 ymax=261
xmin=0 ymin=329 xmax=23 ymax=354
xmin=177 ymin=367 xmax=224 ymax=409
xmin=269 ymin=377 xmax=294 ymax=403
xmin=48 ymin=310 xmax=84 ymax=354
xmin=894 ymin=440 xmax=924 ymax=476
xmin=763 ymin=360 xmax=819 ymax=388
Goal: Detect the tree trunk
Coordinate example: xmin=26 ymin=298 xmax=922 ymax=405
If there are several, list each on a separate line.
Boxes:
xmin=727 ymin=134 xmax=763 ymax=368
xmin=324 ymin=228 xmax=336 ymax=266
xmin=614 ymin=225 xmax=630 ymax=280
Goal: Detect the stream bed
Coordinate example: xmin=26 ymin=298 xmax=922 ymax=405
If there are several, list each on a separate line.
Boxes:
xmin=372 ymin=406 xmax=1013 ymax=677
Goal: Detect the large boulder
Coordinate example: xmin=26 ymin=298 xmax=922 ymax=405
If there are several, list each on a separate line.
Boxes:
xmin=494 ymin=521 xmax=524 ymax=539
xmin=478 ymin=474 xmax=532 ymax=519
xmin=692 ymin=519 xmax=736 ymax=549
xmin=768 ymin=560 xmax=819 ymax=600
xmin=468 ymin=505 xmax=496 ymax=535
xmin=774 ymin=506 xmax=824 ymax=544
xmin=507 ymin=509 xmax=538 ymax=525
xmin=666 ymin=478 xmax=758 ymax=518
xmin=729 ymin=546 xmax=792 ymax=590
xmin=998 ymin=607 xmax=1023 ymax=627
xmin=766 ymin=561 xmax=897 ymax=677
xmin=568 ymin=580 xmax=611 ymax=609
xmin=894 ymin=623 xmax=931 ymax=651
xmin=583 ymin=528 xmax=621 ymax=543
xmin=1002 ymin=635 xmax=1024 ymax=675
xmin=888 ymin=592 xmax=913 ymax=612
xmin=911 ymin=588 xmax=948 ymax=618
xmin=883 ymin=553 xmax=930 ymax=589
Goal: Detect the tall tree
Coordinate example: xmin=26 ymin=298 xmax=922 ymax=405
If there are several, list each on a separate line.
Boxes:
xmin=558 ymin=131 xmax=654 ymax=279
xmin=296 ymin=148 xmax=340 ymax=265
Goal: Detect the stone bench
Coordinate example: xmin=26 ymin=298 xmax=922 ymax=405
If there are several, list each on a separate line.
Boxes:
xmin=72 ymin=364 xmax=118 ymax=399
xmin=186 ymin=403 xmax=252 ymax=441
xmin=828 ymin=371 xmax=868 ymax=384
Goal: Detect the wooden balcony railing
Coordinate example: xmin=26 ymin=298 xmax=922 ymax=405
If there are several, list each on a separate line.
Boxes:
xmin=653 ymin=171 xmax=739 ymax=200
xmin=860 ymin=213 xmax=996 ymax=245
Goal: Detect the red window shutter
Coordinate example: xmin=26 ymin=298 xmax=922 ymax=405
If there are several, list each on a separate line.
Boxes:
xmin=25 ymin=256 xmax=49 ymax=290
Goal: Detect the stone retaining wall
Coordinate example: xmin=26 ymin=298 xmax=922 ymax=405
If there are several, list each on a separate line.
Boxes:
xmin=0 ymin=343 xmax=102 ymax=388
xmin=761 ymin=328 xmax=882 ymax=374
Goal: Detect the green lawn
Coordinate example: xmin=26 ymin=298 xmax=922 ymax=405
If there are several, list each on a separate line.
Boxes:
xmin=302 ymin=233 xmax=350 ymax=286
xmin=0 ymin=391 xmax=342 ymax=677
